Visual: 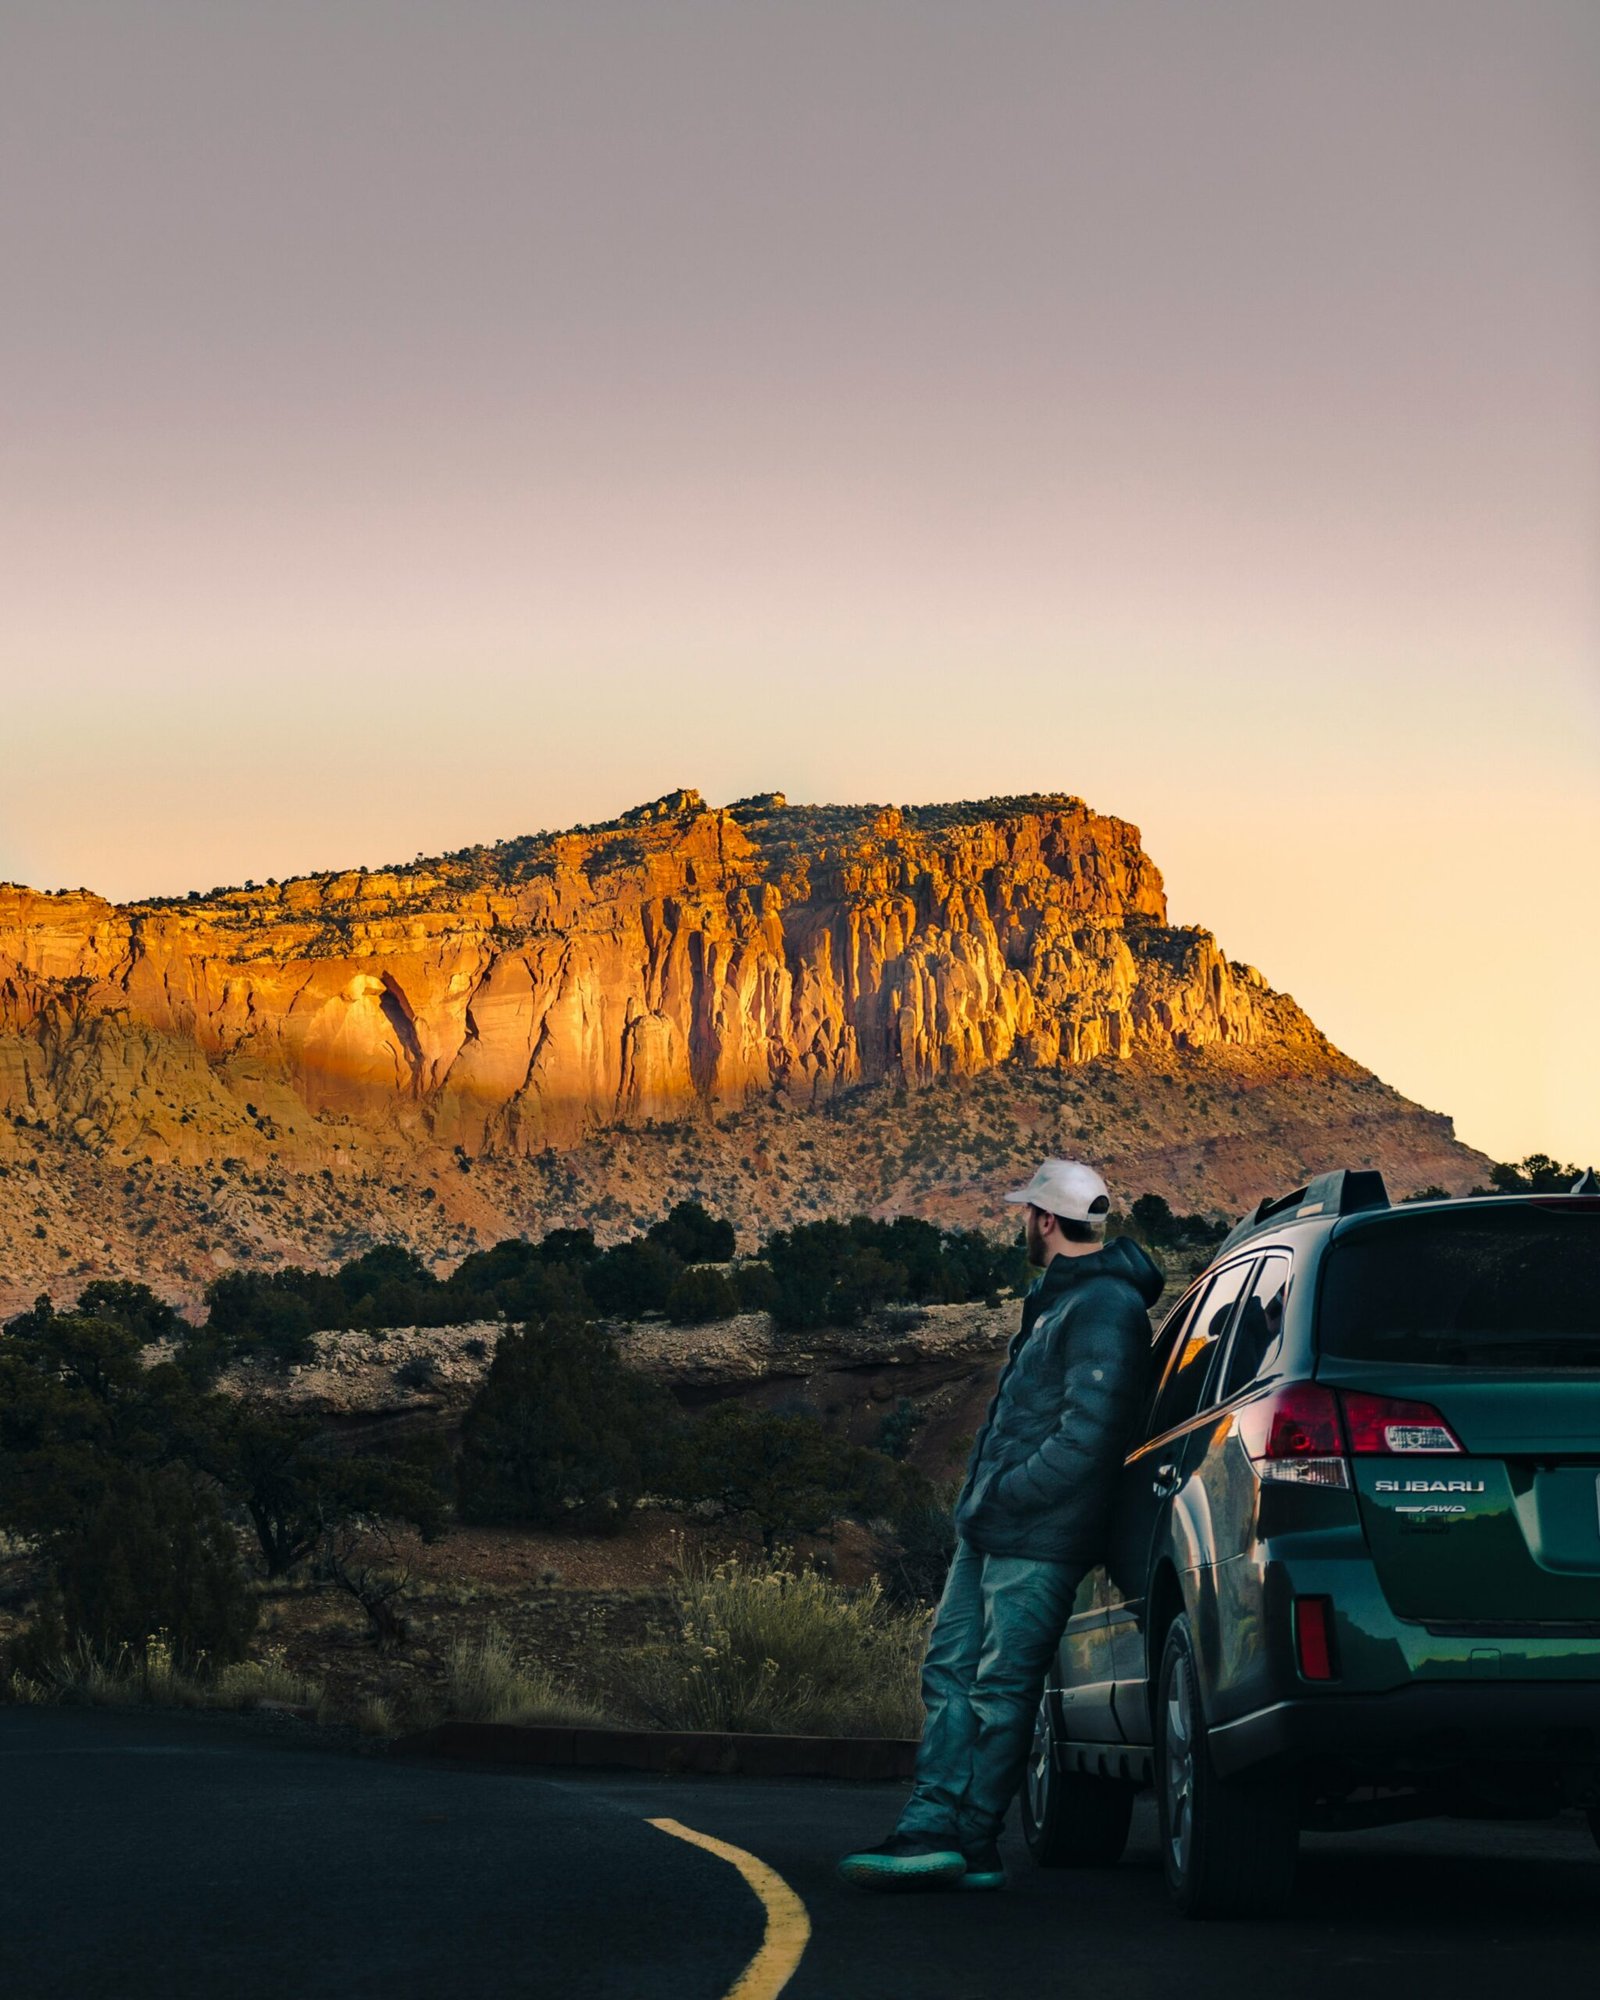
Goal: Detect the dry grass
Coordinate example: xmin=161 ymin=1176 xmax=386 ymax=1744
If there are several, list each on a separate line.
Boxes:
xmin=445 ymin=1621 xmax=611 ymax=1728
xmin=4 ymin=1634 xmax=207 ymax=1709
xmin=607 ymin=1551 xmax=929 ymax=1738
xmin=2 ymin=1548 xmax=929 ymax=1746
xmin=1 ymin=1636 xmax=322 ymax=1716
xmin=213 ymin=1651 xmax=324 ymax=1710
xmin=2 ymin=1669 xmax=57 ymax=1706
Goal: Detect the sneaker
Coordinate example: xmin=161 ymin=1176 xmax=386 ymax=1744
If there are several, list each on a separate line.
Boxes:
xmin=957 ymin=1840 xmax=1006 ymax=1892
xmin=837 ymin=1832 xmax=966 ymax=1891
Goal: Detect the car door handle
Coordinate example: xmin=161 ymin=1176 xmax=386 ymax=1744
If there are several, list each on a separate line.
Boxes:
xmin=1152 ymin=1461 xmax=1180 ymax=1496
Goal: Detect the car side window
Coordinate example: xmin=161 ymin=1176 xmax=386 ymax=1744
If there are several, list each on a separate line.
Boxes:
xmin=1144 ymin=1259 xmax=1256 ymax=1442
xmin=1134 ymin=1282 xmax=1207 ymax=1435
xmin=1216 ymin=1253 xmax=1292 ymax=1402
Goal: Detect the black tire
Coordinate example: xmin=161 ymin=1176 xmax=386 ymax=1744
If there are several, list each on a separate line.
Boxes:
xmin=1020 ymin=1694 xmax=1135 ymax=1868
xmin=1588 ymin=1806 xmax=1600 ymax=1852
xmin=1154 ymin=1614 xmax=1299 ymax=1919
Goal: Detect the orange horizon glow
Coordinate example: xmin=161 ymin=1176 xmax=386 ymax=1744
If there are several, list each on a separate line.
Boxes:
xmin=1 ymin=2 xmax=1596 ymax=1169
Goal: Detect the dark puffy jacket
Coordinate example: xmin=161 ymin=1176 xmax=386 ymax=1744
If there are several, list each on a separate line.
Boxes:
xmin=953 ymin=1235 xmax=1165 ymax=1564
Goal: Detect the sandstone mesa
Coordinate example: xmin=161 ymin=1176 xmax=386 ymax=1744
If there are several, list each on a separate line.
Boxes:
xmin=0 ymin=789 xmax=1339 ymax=1164
xmin=0 ymin=788 xmax=1488 ymax=1310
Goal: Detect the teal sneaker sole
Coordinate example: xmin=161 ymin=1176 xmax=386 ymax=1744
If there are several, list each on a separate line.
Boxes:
xmin=836 ymin=1850 xmax=966 ymax=1891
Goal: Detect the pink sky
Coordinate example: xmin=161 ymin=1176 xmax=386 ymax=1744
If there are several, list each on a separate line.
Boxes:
xmin=2 ymin=1 xmax=1596 ymax=1166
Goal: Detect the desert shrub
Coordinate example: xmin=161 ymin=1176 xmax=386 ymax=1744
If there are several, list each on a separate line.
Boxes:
xmin=201 ymin=1270 xmax=322 ymax=1369
xmin=44 ymin=1466 xmax=257 ymax=1671
xmin=196 ymin=1403 xmax=447 ymax=1578
xmin=666 ymin=1404 xmax=925 ymax=1549
xmin=1126 ymin=1192 xmax=1226 ymax=1255
xmin=455 ymin=1316 xmax=673 ymax=1529
xmin=0 ymin=1307 xmax=269 ymax=1677
xmin=213 ymin=1650 xmax=323 ymax=1711
xmin=1485 ymin=1154 xmax=1585 ymax=1194
xmin=647 ymin=1200 xmax=736 ymax=1264
xmin=608 ymin=1553 xmax=928 ymax=1737
xmin=479 ymin=1259 xmax=594 ymax=1324
xmin=67 ymin=1280 xmax=185 ymax=1344
xmin=202 ymin=1244 xmax=449 ymax=1352
xmin=188 ymin=1207 xmax=1029 ymax=1353
xmin=446 ymin=1236 xmax=544 ymax=1299
xmin=354 ymin=1695 xmax=397 ymax=1737
xmin=584 ymin=1238 xmax=684 ymax=1319
xmin=445 ymin=1621 xmax=608 ymax=1727
xmin=0 ymin=1306 xmax=200 ymax=1543
xmin=731 ymin=1261 xmax=781 ymax=1314
xmin=7 ymin=1630 xmax=209 ymax=1709
xmin=759 ymin=1218 xmax=1027 ymax=1331
xmin=665 ymin=1266 xmax=739 ymax=1326
xmin=2 ymin=1285 xmax=185 ymax=1346
xmin=532 ymin=1227 xmax=602 ymax=1266
xmin=203 ymin=1231 xmax=617 ymax=1349
xmin=761 ymin=1221 xmax=882 ymax=1331
xmin=928 ymin=1226 xmax=1028 ymax=1300
xmin=336 ymin=1243 xmax=438 ymax=1322
xmin=444 ymin=1235 xmax=587 ymax=1321
xmin=826 ymin=1245 xmax=907 ymax=1322
xmin=870 ymin=1493 xmax=958 ymax=1610
xmin=1130 ymin=1192 xmax=1179 ymax=1243
xmin=315 ymin=1522 xmax=414 ymax=1651
xmin=446 ymin=1216 xmax=604 ymax=1328
xmin=393 ymin=1354 xmax=440 ymax=1391
xmin=875 ymin=1397 xmax=925 ymax=1461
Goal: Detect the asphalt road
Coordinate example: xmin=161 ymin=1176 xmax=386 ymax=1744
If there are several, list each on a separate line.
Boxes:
xmin=6 ymin=1707 xmax=1600 ymax=2000
xmin=0 ymin=1707 xmax=761 ymax=2000
xmin=590 ymin=1768 xmax=1600 ymax=2000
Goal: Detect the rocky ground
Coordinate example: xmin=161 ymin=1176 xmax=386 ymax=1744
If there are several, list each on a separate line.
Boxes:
xmin=0 ymin=1288 xmax=991 ymax=1716
xmin=111 ymin=1270 xmax=1210 ymax=1722
xmin=1 ymin=1288 xmax=1118 ymax=1726
xmin=0 ymin=1049 xmax=1488 ymax=1320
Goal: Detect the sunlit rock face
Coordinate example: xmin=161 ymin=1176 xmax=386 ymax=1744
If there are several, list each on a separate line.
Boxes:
xmin=0 ymin=791 xmax=1342 ymax=1165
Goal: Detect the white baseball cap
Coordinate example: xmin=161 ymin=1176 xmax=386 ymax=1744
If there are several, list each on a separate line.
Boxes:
xmin=1003 ymin=1158 xmax=1112 ymax=1223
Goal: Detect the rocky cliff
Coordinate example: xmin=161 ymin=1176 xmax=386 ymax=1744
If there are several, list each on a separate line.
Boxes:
xmin=0 ymin=789 xmax=1337 ymax=1158
xmin=0 ymin=789 xmax=1489 ymax=1309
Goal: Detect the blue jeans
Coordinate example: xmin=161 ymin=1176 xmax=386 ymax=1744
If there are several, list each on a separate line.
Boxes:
xmin=896 ymin=1537 xmax=1087 ymax=1849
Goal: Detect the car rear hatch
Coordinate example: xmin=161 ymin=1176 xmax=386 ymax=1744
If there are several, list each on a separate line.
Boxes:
xmin=1314 ymin=1198 xmax=1600 ymax=1624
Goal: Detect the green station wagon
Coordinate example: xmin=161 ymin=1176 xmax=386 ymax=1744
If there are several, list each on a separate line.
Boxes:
xmin=1021 ymin=1169 xmax=1600 ymax=1917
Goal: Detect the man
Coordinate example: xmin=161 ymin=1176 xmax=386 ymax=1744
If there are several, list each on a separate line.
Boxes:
xmin=839 ymin=1158 xmax=1164 ymax=1892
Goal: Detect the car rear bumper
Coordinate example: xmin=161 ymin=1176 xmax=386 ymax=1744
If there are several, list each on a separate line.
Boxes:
xmin=1207 ymin=1682 xmax=1600 ymax=1778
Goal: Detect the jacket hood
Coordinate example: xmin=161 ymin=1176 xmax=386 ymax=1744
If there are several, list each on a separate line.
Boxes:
xmin=1040 ymin=1233 xmax=1165 ymax=1308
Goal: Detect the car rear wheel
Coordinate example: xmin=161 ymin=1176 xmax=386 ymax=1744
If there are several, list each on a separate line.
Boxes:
xmin=1019 ymin=1694 xmax=1135 ymax=1868
xmin=1155 ymin=1614 xmax=1299 ymax=1919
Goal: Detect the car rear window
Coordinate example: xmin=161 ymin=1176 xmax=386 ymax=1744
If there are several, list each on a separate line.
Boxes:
xmin=1318 ymin=1204 xmax=1600 ymax=1366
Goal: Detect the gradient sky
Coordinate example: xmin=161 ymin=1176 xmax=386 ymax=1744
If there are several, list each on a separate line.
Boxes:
xmin=2 ymin=1 xmax=1596 ymax=1167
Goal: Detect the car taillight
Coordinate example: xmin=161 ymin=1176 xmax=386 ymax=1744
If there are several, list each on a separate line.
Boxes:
xmin=1235 ymin=1383 xmax=1350 ymax=1486
xmin=1294 ymin=1596 xmax=1337 ymax=1680
xmin=1340 ymin=1391 xmax=1463 ymax=1455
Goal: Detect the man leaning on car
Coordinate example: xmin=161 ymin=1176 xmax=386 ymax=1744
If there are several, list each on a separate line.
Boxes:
xmin=839 ymin=1158 xmax=1163 ymax=1893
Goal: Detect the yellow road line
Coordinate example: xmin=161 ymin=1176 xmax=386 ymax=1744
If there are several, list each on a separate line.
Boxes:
xmin=648 ymin=1815 xmax=811 ymax=2000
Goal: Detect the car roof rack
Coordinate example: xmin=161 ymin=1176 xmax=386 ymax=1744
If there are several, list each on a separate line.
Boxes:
xmin=1216 ymin=1168 xmax=1390 ymax=1259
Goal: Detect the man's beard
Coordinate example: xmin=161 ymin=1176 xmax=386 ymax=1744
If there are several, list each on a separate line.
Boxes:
xmin=1025 ymin=1213 xmax=1046 ymax=1264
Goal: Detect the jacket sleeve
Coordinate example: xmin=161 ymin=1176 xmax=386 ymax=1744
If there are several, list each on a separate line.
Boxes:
xmin=990 ymin=1283 xmax=1147 ymax=1517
